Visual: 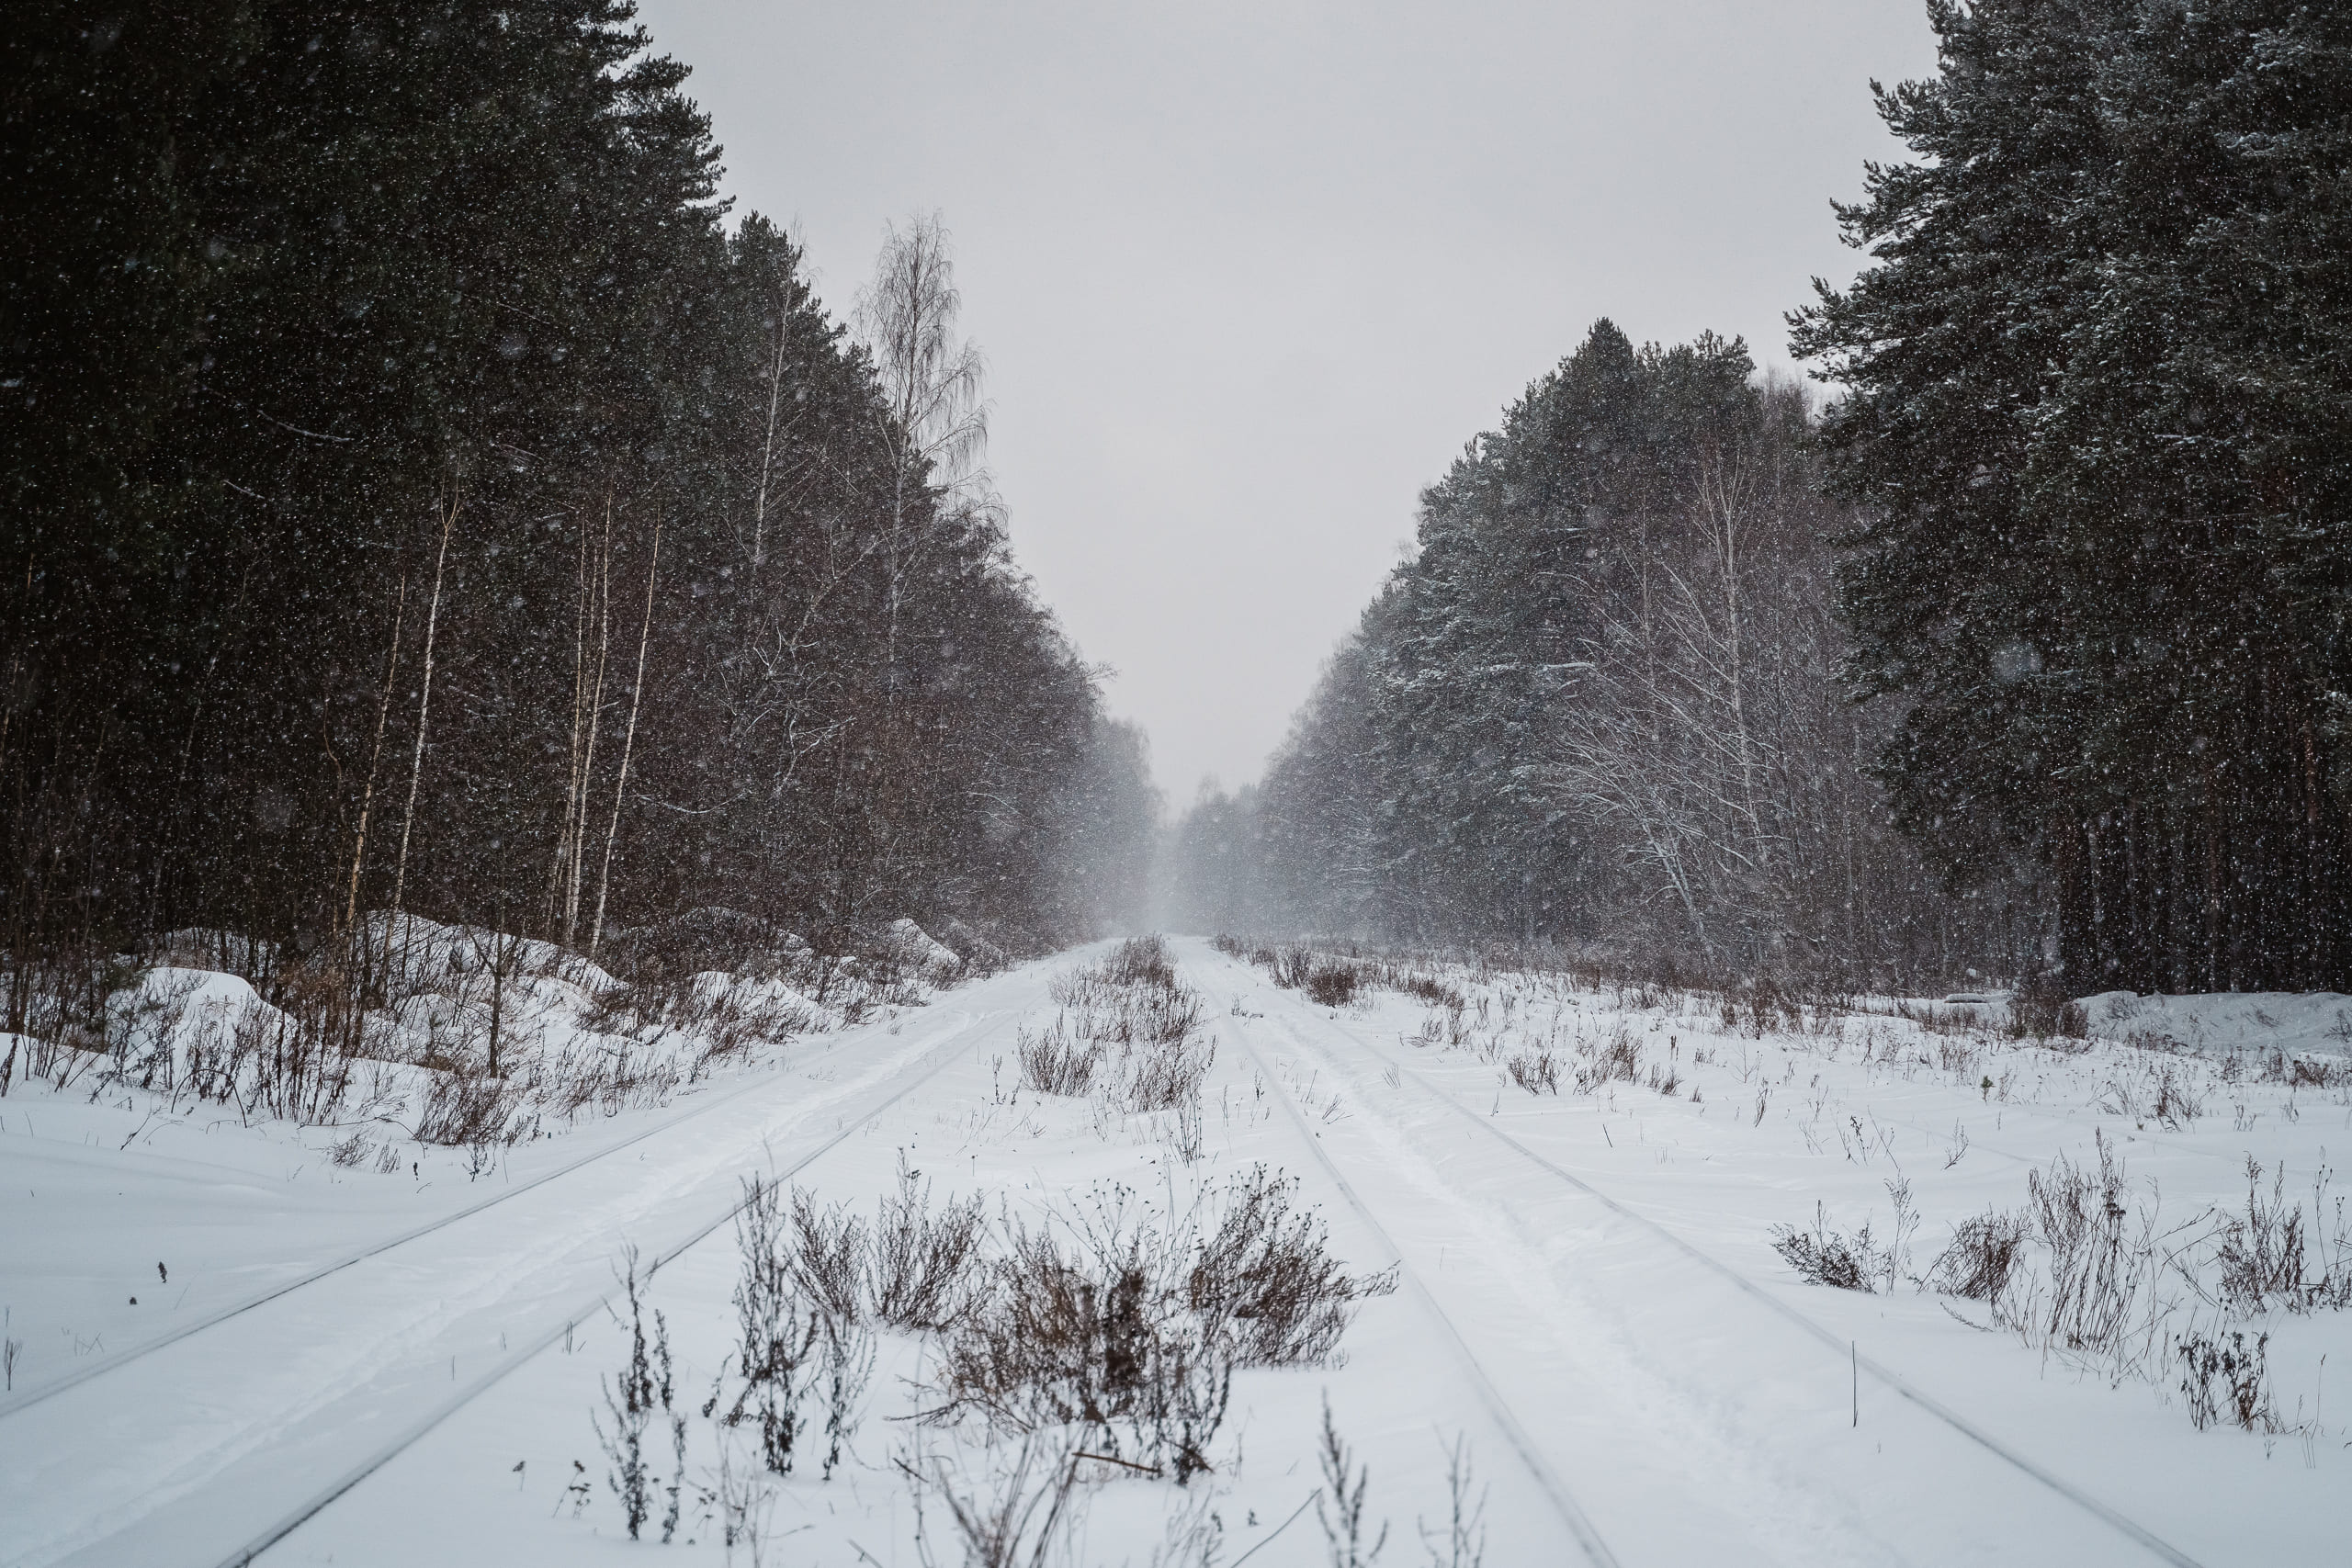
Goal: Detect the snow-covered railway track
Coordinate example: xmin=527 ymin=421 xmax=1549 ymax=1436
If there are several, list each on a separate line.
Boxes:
xmin=0 ymin=1013 xmax=948 ymax=1421
xmin=0 ymin=988 xmax=1030 ymax=1568
xmin=1209 ymin=944 xmax=2210 ymax=1568
xmin=1221 ymin=1000 xmax=1623 ymax=1566
xmin=206 ymin=1016 xmax=1004 ymax=1568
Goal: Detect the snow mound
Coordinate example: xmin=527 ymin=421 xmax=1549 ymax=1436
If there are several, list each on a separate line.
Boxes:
xmin=889 ymin=918 xmax=965 ymax=981
xmin=2079 ymin=988 xmax=2352 ymax=1060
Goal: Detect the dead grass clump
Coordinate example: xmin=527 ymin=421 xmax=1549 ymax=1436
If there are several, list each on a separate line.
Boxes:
xmin=1926 ymin=1211 xmax=2028 ymax=1302
xmin=1770 ymin=1203 xmax=1890 ymax=1292
xmin=1571 ymin=1026 xmax=1642 ymax=1093
xmin=2177 ymin=1331 xmax=2274 ymax=1432
xmin=1117 ymin=1036 xmax=1216 ymax=1114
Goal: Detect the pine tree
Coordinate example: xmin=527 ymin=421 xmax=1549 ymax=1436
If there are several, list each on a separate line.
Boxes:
xmin=1792 ymin=0 xmax=2352 ymax=990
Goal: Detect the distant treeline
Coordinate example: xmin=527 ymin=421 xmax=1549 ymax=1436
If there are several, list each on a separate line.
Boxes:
xmin=1170 ymin=1 xmax=2352 ymax=993
xmin=2 ymin=2 xmax=1157 ymax=967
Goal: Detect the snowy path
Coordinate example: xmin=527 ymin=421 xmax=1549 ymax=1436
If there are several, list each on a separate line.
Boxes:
xmin=0 ymin=968 xmax=1045 ymax=1568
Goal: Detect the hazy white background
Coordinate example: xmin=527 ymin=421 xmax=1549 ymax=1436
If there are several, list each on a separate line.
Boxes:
xmin=635 ymin=0 xmax=1940 ymax=804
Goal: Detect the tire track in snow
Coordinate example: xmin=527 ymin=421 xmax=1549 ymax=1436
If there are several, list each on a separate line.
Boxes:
xmin=1221 ymin=949 xmax=2208 ymax=1568
xmin=0 ymin=1006 xmax=976 ymax=1421
xmin=1216 ymin=993 xmax=1624 ymax=1568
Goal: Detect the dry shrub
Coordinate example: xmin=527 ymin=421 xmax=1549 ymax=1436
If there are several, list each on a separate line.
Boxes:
xmin=1304 ymin=961 xmax=1362 ymax=1008
xmin=1269 ymin=947 xmax=1317 ymax=990
xmin=899 ymin=1432 xmax=1082 ymax=1566
xmin=1038 ymin=935 xmax=1216 ymax=1127
xmin=872 ymin=1158 xmax=989 ymax=1332
xmin=1390 ymin=970 xmax=1464 ymax=1010
xmin=1571 ymin=1026 xmax=1642 ymax=1092
xmin=1187 ymin=1166 xmax=1396 ymax=1367
xmin=2011 ymin=976 xmax=2088 ymax=1041
xmin=2256 ymin=1049 xmax=2352 ymax=1089
xmin=1016 ymin=1019 xmax=1103 ymax=1096
xmin=412 ymin=1066 xmax=526 ymax=1145
xmin=2177 ymin=1330 xmax=2274 ymax=1432
xmin=1117 ymin=1035 xmax=1216 ymax=1114
xmin=789 ymin=1189 xmax=870 ymax=1324
xmin=2098 ymin=1058 xmax=2206 ymax=1128
xmin=1938 ymin=1035 xmax=1981 ymax=1083
xmin=1051 ymin=943 xmax=1203 ymax=1048
xmin=1770 ymin=1202 xmax=1889 ymax=1292
xmin=930 ymin=1170 xmax=1387 ymax=1482
xmin=532 ymin=1036 xmax=683 ymax=1123
xmin=1741 ymin=974 xmax=1802 ymax=1037
xmin=2214 ymin=1157 xmax=2352 ymax=1315
xmin=2022 ymin=1134 xmax=2149 ymax=1355
xmin=1927 ymin=1211 xmax=2027 ymax=1302
xmin=1506 ymin=1050 xmax=1558 ymax=1095
xmin=578 ymin=970 xmax=817 ymax=1062
xmin=717 ymin=1175 xmax=822 ymax=1475
xmin=934 ymin=1209 xmax=1234 ymax=1482
xmin=1099 ymin=935 xmax=1179 ymax=990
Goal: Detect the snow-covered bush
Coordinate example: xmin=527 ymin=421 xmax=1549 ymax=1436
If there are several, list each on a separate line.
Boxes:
xmin=927 ymin=1169 xmax=1389 ymax=1483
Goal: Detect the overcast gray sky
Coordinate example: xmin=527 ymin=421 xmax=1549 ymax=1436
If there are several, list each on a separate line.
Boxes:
xmin=637 ymin=0 xmax=1940 ymax=807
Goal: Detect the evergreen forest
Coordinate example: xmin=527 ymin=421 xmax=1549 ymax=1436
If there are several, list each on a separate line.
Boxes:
xmin=8 ymin=0 xmax=2352 ymax=999
xmin=1166 ymin=0 xmax=2352 ymax=993
xmin=2 ymin=1 xmax=1159 ymax=1001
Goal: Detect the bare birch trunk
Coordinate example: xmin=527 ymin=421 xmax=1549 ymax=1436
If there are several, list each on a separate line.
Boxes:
xmin=343 ymin=570 xmax=410 ymax=940
xmin=590 ymin=517 xmax=661 ymax=961
xmin=391 ymin=491 xmax=458 ymax=923
xmin=565 ymin=503 xmax=613 ymax=947
xmin=548 ymin=513 xmax=593 ymax=931
xmin=753 ymin=321 xmax=787 ymax=573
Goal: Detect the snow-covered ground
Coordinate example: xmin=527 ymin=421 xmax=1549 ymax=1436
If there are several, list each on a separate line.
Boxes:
xmin=4 ymin=937 xmax=2348 ymax=1566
